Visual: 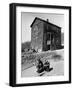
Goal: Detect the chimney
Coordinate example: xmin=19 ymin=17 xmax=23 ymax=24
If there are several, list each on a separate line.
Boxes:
xmin=46 ymin=19 xmax=49 ymax=22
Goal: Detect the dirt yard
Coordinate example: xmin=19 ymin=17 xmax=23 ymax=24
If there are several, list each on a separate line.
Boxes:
xmin=21 ymin=49 xmax=64 ymax=77
xmin=21 ymin=60 xmax=64 ymax=77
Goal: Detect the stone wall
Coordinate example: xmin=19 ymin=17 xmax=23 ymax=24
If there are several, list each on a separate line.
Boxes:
xmin=31 ymin=19 xmax=44 ymax=52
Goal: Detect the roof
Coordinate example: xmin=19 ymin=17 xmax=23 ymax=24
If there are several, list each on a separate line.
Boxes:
xmin=30 ymin=17 xmax=61 ymax=29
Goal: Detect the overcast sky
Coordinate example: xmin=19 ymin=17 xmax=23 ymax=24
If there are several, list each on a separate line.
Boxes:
xmin=21 ymin=12 xmax=64 ymax=43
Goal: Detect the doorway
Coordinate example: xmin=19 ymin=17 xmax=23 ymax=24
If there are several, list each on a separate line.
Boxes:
xmin=47 ymin=32 xmax=51 ymax=50
xmin=46 ymin=32 xmax=54 ymax=50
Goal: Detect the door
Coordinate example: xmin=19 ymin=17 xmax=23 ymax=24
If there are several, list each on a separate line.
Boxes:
xmin=47 ymin=32 xmax=51 ymax=50
xmin=51 ymin=33 xmax=55 ymax=50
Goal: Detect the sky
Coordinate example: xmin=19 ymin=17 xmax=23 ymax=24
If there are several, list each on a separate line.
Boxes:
xmin=21 ymin=12 xmax=64 ymax=43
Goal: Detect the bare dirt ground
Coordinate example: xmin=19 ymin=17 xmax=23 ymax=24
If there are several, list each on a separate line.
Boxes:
xmin=21 ymin=49 xmax=64 ymax=77
xmin=21 ymin=60 xmax=64 ymax=77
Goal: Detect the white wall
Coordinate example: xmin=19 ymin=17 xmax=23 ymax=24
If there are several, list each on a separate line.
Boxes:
xmin=0 ymin=0 xmax=72 ymax=89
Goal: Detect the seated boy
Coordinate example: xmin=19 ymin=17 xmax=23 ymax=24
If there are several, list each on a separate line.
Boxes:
xmin=36 ymin=59 xmax=44 ymax=73
xmin=44 ymin=60 xmax=50 ymax=71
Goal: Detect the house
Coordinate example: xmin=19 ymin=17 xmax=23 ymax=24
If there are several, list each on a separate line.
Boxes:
xmin=30 ymin=17 xmax=62 ymax=52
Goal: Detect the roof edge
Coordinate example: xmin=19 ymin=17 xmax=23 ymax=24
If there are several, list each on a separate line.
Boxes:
xmin=30 ymin=17 xmax=61 ymax=29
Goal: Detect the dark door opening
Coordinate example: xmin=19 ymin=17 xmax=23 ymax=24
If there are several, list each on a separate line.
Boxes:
xmin=47 ymin=45 xmax=50 ymax=50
